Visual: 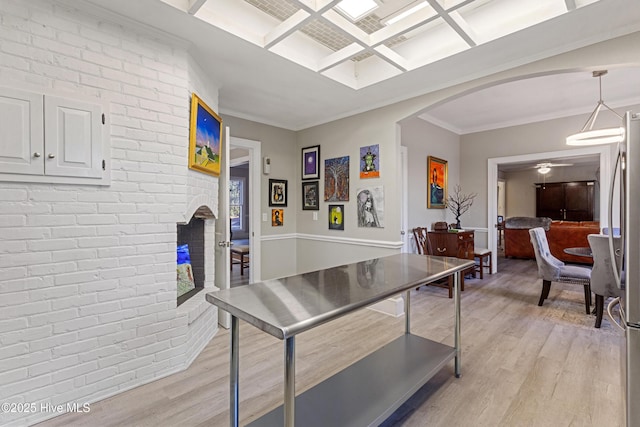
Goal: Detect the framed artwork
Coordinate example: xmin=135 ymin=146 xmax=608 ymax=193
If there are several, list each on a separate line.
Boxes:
xmin=357 ymin=186 xmax=384 ymax=228
xmin=302 ymin=181 xmax=320 ymax=211
xmin=324 ymin=156 xmax=349 ymax=201
xmin=302 ymin=145 xmax=320 ymax=180
xmin=427 ymin=156 xmax=448 ymax=209
xmin=360 ymin=145 xmax=380 ymax=179
xmin=268 ymin=179 xmax=287 ymax=207
xmin=272 ymin=209 xmax=284 ymax=226
xmin=188 ymin=93 xmax=222 ymax=177
xmin=328 ymin=204 xmax=344 ymax=230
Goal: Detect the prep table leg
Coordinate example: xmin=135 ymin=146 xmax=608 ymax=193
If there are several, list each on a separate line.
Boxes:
xmin=405 ymin=290 xmax=411 ymax=334
xmin=284 ymin=336 xmax=295 ymax=427
xmin=230 ymin=316 xmax=239 ymax=427
xmin=454 ymin=270 xmax=461 ymax=378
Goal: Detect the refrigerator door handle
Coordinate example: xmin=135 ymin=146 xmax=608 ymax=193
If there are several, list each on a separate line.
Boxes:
xmin=607 ymin=297 xmax=626 ymax=332
xmin=608 ymin=147 xmax=625 ymax=288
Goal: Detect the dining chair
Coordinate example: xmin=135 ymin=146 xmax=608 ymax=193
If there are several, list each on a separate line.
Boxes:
xmin=529 ymin=227 xmax=592 ymax=314
xmin=587 ymin=234 xmax=624 ymax=328
xmin=412 ymin=227 xmax=456 ymax=298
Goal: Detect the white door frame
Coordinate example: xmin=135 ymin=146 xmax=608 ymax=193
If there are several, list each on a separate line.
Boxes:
xmin=487 ymin=145 xmax=611 ymax=273
xmin=400 ymin=146 xmax=410 ymax=252
xmin=230 ymin=136 xmax=262 ymax=283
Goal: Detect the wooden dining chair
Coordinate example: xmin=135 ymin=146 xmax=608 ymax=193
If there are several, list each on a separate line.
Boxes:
xmin=412 ymin=227 xmax=456 ymax=298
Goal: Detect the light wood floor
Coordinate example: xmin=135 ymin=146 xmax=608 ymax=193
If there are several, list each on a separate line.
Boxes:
xmin=37 ymin=257 xmax=624 ymax=427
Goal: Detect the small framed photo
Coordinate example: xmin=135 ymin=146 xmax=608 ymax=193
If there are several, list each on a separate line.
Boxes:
xmin=269 ymin=179 xmax=287 ymax=207
xmin=272 ymin=209 xmax=283 ymax=226
xmin=328 ymin=204 xmax=344 ymax=230
xmin=302 ymin=145 xmax=320 ymax=180
xmin=302 ymin=181 xmax=319 ymax=211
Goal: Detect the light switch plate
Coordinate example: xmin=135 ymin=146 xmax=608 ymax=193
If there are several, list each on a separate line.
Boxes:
xmin=262 ymin=213 xmax=267 ymax=222
xmin=313 ymin=212 xmax=318 ymax=221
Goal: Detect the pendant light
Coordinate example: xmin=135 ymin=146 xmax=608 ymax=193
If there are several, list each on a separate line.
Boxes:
xmin=566 ymin=70 xmax=625 ymax=146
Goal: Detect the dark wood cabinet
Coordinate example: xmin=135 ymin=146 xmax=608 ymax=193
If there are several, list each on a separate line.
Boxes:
xmin=428 ymin=231 xmax=474 ymax=260
xmin=536 ymin=181 xmax=595 ymax=221
xmin=427 ymin=230 xmax=475 ymax=290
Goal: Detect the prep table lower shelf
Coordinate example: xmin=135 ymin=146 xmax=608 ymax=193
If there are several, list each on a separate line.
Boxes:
xmin=247 ymin=334 xmax=455 ymax=427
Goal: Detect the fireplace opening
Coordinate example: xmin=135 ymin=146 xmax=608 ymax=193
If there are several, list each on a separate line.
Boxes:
xmin=177 ymin=216 xmax=205 ymax=306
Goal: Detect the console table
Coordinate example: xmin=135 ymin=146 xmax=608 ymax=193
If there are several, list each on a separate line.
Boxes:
xmin=206 ymin=253 xmax=474 ymax=427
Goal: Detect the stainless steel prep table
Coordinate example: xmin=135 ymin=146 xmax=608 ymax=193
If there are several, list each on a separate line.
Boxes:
xmin=206 ymin=252 xmax=474 ymax=427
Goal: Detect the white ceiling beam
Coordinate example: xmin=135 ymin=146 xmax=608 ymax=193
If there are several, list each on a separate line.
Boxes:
xmin=369 ymin=7 xmax=438 ymax=47
xmin=188 ymin=0 xmax=207 ymax=15
xmin=426 ymin=0 xmax=476 ymax=47
xmin=294 ymin=0 xmax=341 ymax=14
xmin=448 ymin=11 xmax=479 ymax=45
xmin=565 ymin=0 xmax=577 ymax=11
xmin=373 ymin=45 xmax=408 ymax=71
xmin=264 ymin=10 xmax=311 ymax=49
xmin=265 ymin=1 xmax=340 ymax=49
xmin=317 ymin=43 xmax=364 ymax=72
xmin=320 ymin=9 xmax=371 ymax=46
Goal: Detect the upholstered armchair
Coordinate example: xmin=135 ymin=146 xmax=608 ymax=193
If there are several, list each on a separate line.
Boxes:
xmin=529 ymin=227 xmax=592 ymax=314
xmin=587 ymin=234 xmax=624 ymax=328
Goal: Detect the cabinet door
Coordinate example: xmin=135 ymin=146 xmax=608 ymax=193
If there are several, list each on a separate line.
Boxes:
xmin=0 ymin=88 xmax=44 ymax=175
xmin=44 ymin=95 xmax=103 ymax=178
xmin=536 ymin=183 xmax=564 ymax=220
xmin=456 ymin=232 xmax=474 ymax=260
xmin=564 ymin=181 xmax=594 ymax=221
xmin=429 ymin=232 xmax=451 ymax=256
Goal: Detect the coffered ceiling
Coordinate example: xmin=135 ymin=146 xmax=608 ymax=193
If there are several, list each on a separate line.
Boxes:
xmin=172 ymin=0 xmax=601 ymax=89
xmin=78 ymin=0 xmax=640 ymax=130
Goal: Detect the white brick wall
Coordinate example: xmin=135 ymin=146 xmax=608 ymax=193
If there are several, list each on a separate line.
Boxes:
xmin=0 ymin=1 xmax=220 ymax=425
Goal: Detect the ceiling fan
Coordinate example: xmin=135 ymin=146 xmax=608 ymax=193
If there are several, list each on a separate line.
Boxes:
xmin=532 ymin=162 xmax=573 ymax=174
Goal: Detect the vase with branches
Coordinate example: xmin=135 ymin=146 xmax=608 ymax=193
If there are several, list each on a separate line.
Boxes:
xmin=447 ymin=185 xmax=477 ymax=229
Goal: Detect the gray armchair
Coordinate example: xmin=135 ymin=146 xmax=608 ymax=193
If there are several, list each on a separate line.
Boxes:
xmin=587 ymin=234 xmax=624 ymax=328
xmin=529 ymin=227 xmax=592 ymax=314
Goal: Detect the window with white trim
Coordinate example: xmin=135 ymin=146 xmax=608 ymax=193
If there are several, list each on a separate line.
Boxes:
xmin=229 ymin=177 xmax=244 ymax=231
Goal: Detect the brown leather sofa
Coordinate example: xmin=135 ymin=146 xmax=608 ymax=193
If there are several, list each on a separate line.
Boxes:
xmin=504 ymin=217 xmax=599 ymax=264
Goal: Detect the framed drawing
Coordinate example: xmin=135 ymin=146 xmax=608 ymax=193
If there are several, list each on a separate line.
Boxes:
xmin=302 ymin=145 xmax=320 ymax=180
xmin=360 ymin=145 xmax=380 ymax=179
xmin=272 ymin=209 xmax=284 ymax=226
xmin=357 ymin=186 xmax=384 ymax=228
xmin=188 ymin=93 xmax=222 ymax=177
xmin=302 ymin=181 xmax=319 ymax=211
xmin=324 ymin=156 xmax=349 ymax=201
xmin=328 ymin=204 xmax=344 ymax=230
xmin=427 ymin=156 xmax=447 ymax=209
xmin=269 ymin=179 xmax=287 ymax=207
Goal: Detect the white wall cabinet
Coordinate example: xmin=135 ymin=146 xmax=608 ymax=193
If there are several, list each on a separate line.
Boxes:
xmin=0 ymin=87 xmax=109 ymax=185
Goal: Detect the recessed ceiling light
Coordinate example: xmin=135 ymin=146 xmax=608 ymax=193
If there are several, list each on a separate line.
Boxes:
xmin=384 ymin=1 xmax=429 ymax=26
xmin=335 ymin=0 xmax=379 ymax=22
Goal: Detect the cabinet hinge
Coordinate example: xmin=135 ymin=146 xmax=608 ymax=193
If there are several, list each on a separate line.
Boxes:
xmin=102 ymin=113 xmax=105 ymax=125
xmin=102 ymin=160 xmax=106 ymax=170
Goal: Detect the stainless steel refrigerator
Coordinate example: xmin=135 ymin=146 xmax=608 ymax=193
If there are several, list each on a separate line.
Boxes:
xmin=609 ymin=111 xmax=640 ymax=427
